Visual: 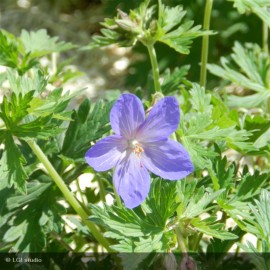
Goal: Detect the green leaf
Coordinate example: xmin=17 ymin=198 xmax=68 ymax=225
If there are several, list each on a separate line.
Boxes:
xmin=229 ymin=0 xmax=270 ymax=28
xmin=0 ymin=90 xmax=64 ymax=139
xmin=0 ymin=30 xmax=19 ymax=69
xmin=118 ymin=253 xmax=150 ymax=270
xmin=245 ymin=189 xmax=270 ymax=243
xmin=7 ymin=68 xmax=47 ymax=95
xmin=161 ymin=65 xmax=190 ymax=94
xmin=189 ymin=83 xmax=212 ymax=113
xmin=179 ymin=184 xmax=225 ymax=219
xmin=6 ymin=181 xmax=51 ymax=210
xmin=3 ymin=221 xmax=27 ymax=243
xmin=0 ymin=30 xmax=37 ymax=74
xmin=28 ymin=88 xmax=80 ymax=119
xmin=11 ymin=116 xmax=63 ymax=139
xmin=89 ymin=204 xmax=161 ymax=238
xmin=62 ymin=99 xmax=113 ymax=160
xmin=111 ymin=239 xmax=134 ymax=252
xmin=4 ymin=132 xmax=27 ymax=193
xmin=239 ymin=241 xmax=270 ymax=267
xmin=243 ymin=114 xmax=270 ymax=142
xmin=159 ymin=23 xmax=208 ymax=54
xmin=1 ymin=173 xmax=66 ymax=252
xmin=212 ymin=154 xmax=236 ymax=190
xmin=158 ymin=1 xmax=186 ymax=33
xmin=181 ymin=84 xmax=254 ymax=169
xmin=0 ymin=91 xmax=35 ymax=127
xmin=235 ymin=171 xmax=268 ymax=202
xmin=208 ymin=42 xmax=270 ymax=108
xmin=157 ymin=1 xmax=211 ymax=54
xmin=20 ymin=29 xmax=76 ymax=58
xmin=191 ymin=217 xmax=238 ymax=240
xmin=228 ymin=92 xmax=270 ymax=108
xmin=134 ymin=233 xmax=164 ymax=252
xmin=142 ymin=178 xmax=179 ymax=227
xmin=87 ymin=4 xmax=146 ymax=49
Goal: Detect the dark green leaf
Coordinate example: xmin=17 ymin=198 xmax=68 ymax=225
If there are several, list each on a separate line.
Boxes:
xmin=62 ymin=99 xmax=113 ymax=160
xmin=4 ymin=132 xmax=27 ymax=193
xmin=161 ymin=65 xmax=190 ymax=94
xmin=142 ymin=178 xmax=179 ymax=227
xmin=20 ymin=29 xmax=76 ymax=58
xmin=0 ymin=30 xmax=19 ymax=69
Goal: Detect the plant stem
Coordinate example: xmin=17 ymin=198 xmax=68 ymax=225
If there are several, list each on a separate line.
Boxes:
xmin=113 ymin=184 xmax=122 ymax=207
xmin=175 ymin=226 xmax=188 ymax=254
xmin=96 ymin=175 xmax=106 ymax=203
xmin=26 ymin=140 xmax=112 ymax=252
xmin=192 ymin=232 xmax=203 ymax=251
xmin=200 ymin=0 xmax=213 ymax=88
xmin=76 ymin=178 xmax=87 ymax=206
xmin=50 ymin=231 xmax=74 ymax=251
xmin=51 ymin=52 xmax=58 ymax=75
xmin=262 ymin=8 xmax=269 ymax=55
xmin=146 ymin=43 xmax=162 ymax=93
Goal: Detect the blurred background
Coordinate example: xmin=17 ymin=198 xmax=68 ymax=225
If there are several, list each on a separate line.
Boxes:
xmin=0 ymin=0 xmax=264 ymax=97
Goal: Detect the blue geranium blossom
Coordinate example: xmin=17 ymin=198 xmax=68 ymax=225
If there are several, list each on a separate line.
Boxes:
xmin=85 ymin=94 xmax=194 ymax=208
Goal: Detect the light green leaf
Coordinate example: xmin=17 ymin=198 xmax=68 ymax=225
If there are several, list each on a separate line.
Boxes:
xmin=142 ymin=178 xmax=179 ymax=227
xmin=208 ymin=42 xmax=270 ymax=108
xmin=62 ymin=99 xmax=113 ymax=160
xmin=20 ymin=29 xmax=76 ymax=58
xmin=180 ymin=187 xmax=224 ymax=219
xmin=157 ymin=1 xmax=211 ymax=54
xmin=246 ymin=189 xmax=270 ymax=243
xmin=4 ymin=132 xmax=27 ymax=193
xmin=134 ymin=233 xmax=163 ymax=252
xmin=229 ymin=0 xmax=270 ymax=27
xmin=7 ymin=68 xmax=47 ymax=96
xmin=89 ymin=204 xmax=161 ymax=238
xmin=191 ymin=217 xmax=238 ymax=240
xmin=161 ymin=65 xmax=190 ymax=94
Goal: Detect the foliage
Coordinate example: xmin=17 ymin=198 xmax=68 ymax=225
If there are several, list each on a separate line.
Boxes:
xmin=0 ymin=0 xmax=270 ymax=269
xmin=228 ymin=0 xmax=270 ymax=27
xmin=88 ymin=0 xmax=210 ymax=54
xmin=208 ymin=42 xmax=270 ymax=108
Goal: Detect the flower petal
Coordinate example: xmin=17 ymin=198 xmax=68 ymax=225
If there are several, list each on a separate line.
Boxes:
xmin=137 ymin=97 xmax=180 ymax=141
xmin=142 ymin=138 xmax=194 ymax=180
xmin=113 ymin=151 xmax=150 ymax=209
xmin=85 ymin=135 xmax=127 ymax=172
xmin=110 ymin=94 xmax=145 ymax=139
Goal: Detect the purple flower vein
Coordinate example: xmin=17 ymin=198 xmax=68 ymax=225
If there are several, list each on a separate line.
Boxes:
xmin=85 ymin=93 xmax=194 ymax=208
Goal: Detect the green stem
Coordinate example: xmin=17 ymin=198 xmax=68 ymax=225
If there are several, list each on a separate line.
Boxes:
xmin=175 ymin=225 xmax=188 ymax=255
xmin=51 ymin=52 xmax=58 ymax=75
xmin=146 ymin=43 xmax=162 ymax=93
xmin=113 ymin=184 xmax=122 ymax=207
xmin=76 ymin=178 xmax=87 ymax=207
xmin=200 ymin=0 xmax=213 ymax=88
xmin=96 ymin=176 xmax=106 ymax=203
xmin=50 ymin=231 xmax=74 ymax=252
xmin=26 ymin=140 xmax=112 ymax=252
xmin=262 ymin=8 xmax=269 ymax=55
xmin=192 ymin=232 xmax=203 ymax=251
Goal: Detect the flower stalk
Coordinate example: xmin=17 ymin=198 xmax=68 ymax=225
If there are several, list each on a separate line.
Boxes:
xmin=26 ymin=140 xmax=112 ymax=252
xmin=96 ymin=176 xmax=106 ymax=203
xmin=113 ymin=184 xmax=122 ymax=207
xmin=146 ymin=43 xmax=162 ymax=93
xmin=262 ymin=8 xmax=269 ymax=55
xmin=175 ymin=226 xmax=188 ymax=254
xmin=200 ymin=0 xmax=213 ymax=88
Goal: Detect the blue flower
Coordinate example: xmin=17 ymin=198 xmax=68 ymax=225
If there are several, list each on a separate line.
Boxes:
xmin=85 ymin=94 xmax=194 ymax=208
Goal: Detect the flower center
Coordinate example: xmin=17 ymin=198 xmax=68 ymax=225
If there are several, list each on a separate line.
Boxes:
xmin=130 ymin=140 xmax=144 ymax=159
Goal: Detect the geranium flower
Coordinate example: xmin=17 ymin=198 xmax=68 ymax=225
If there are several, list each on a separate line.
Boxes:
xmin=85 ymin=94 xmax=194 ymax=208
